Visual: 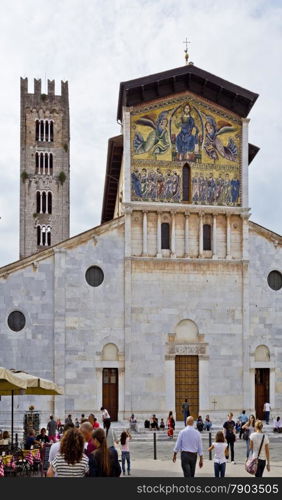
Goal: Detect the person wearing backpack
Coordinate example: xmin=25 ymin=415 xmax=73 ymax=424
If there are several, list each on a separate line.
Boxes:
xmin=249 ymin=420 xmax=270 ymax=477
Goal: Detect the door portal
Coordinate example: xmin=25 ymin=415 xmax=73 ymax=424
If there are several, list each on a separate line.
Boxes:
xmin=255 ymin=368 xmax=269 ymax=419
xmin=175 ymin=355 xmax=199 ymax=421
xmin=102 ymin=368 xmax=118 ymax=421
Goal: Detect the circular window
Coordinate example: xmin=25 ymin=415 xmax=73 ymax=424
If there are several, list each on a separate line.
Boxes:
xmin=85 ymin=266 xmax=104 ymax=287
xmin=8 ymin=311 xmax=26 ymax=332
xmin=267 ymin=270 xmax=282 ymax=291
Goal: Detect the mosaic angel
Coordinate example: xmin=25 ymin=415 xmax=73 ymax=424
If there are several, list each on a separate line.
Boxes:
xmin=133 ymin=111 xmax=170 ymax=156
xmin=203 ymin=116 xmax=238 ymax=162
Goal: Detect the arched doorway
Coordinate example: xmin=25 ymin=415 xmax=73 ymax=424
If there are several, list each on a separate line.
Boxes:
xmin=102 ymin=344 xmax=119 ymax=421
xmin=174 ymin=320 xmax=199 ymax=420
xmin=254 ymin=345 xmax=270 ymax=419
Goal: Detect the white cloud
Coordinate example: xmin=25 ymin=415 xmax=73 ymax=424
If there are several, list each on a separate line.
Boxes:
xmin=0 ymin=0 xmax=281 ymax=266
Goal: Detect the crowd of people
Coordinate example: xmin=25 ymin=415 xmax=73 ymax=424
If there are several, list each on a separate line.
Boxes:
xmin=25 ymin=409 xmax=133 ymax=477
xmin=173 ymin=412 xmax=272 ymax=478
xmin=0 ymin=402 xmax=279 ymax=478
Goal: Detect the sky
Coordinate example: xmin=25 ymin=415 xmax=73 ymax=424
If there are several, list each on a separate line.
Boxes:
xmin=0 ymin=0 xmax=281 ymax=267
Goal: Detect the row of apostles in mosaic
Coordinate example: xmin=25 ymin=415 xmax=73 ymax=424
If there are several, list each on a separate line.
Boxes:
xmin=0 ymin=61 xmax=281 ymax=429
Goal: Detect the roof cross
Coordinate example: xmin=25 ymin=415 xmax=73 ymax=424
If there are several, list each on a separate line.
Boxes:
xmin=183 ymin=38 xmax=191 ymax=65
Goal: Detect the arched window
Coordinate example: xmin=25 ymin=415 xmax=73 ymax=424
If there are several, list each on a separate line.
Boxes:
xmin=47 ymin=192 xmax=52 ymax=214
xmin=35 ymin=152 xmax=39 ymax=173
xmin=42 ymin=191 xmax=46 ymax=214
xmin=36 ymin=191 xmax=40 ymax=213
xmin=161 ymin=222 xmax=170 ymax=249
xmin=42 ymin=226 xmax=46 ymax=246
xmin=40 ymin=153 xmax=44 ymax=174
xmin=47 ymin=226 xmax=51 ymax=246
xmin=37 ymin=225 xmax=51 ymax=246
xmin=50 ymin=120 xmax=54 ymax=142
xmin=182 ymin=164 xmax=190 ymax=202
xmin=37 ymin=225 xmax=41 ymax=246
xmin=40 ymin=120 xmax=44 ymax=142
xmin=49 ymin=153 xmax=53 ymax=175
xmin=35 ymin=120 xmax=39 ymax=141
xmin=203 ymin=224 xmax=212 ymax=251
xmin=45 ymin=121 xmax=49 ymax=142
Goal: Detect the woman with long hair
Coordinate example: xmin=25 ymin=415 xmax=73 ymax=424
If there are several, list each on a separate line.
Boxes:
xmin=120 ymin=430 xmax=132 ymax=475
xmin=242 ymin=414 xmax=256 ymax=458
xmin=89 ymin=428 xmax=121 ymax=477
xmin=208 ymin=430 xmax=228 ymax=477
xmin=167 ymin=411 xmax=175 ymax=438
xmin=47 ymin=428 xmax=89 ymax=477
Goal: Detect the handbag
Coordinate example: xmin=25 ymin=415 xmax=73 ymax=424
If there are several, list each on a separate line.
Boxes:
xmin=245 ymin=434 xmax=265 ymax=475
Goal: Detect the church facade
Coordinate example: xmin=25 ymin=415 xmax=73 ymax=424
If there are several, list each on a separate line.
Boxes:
xmin=0 ymin=64 xmax=281 ymax=426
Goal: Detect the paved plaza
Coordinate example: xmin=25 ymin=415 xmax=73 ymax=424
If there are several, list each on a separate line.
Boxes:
xmin=118 ymin=428 xmax=282 ymax=478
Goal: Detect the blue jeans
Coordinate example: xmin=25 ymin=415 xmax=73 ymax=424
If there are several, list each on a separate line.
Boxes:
xmin=122 ymin=451 xmax=130 ymax=473
xmin=183 ymin=412 xmax=189 ymax=425
xmin=214 ymin=462 xmax=226 ymax=477
xmin=265 ymin=411 xmax=270 ymax=424
xmin=246 ymin=438 xmax=250 ymax=458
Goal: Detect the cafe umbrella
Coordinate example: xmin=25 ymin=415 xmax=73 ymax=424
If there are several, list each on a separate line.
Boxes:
xmin=0 ymin=367 xmax=63 ymax=446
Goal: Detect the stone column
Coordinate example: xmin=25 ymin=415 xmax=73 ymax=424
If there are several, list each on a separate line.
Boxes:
xmin=226 ymin=214 xmax=231 ymax=259
xmin=122 ymin=109 xmax=132 ymax=204
xmin=171 ymin=212 xmax=176 ymax=257
xmin=199 ymin=212 xmax=203 ymax=257
xmin=242 ymin=261 xmax=250 ymax=410
xmin=212 ymin=214 xmax=217 ymax=259
xmin=142 ymin=211 xmax=148 ymax=256
xmin=199 ymin=356 xmax=209 ymax=413
xmin=165 ymin=358 xmax=175 ymax=415
xmin=53 ymin=248 xmax=66 ymax=418
xmin=241 ymin=214 xmax=249 ymax=260
xmin=157 ymin=212 xmax=162 ymax=258
xmin=241 ymin=118 xmax=250 ymax=208
xmin=184 ymin=213 xmax=189 ymax=258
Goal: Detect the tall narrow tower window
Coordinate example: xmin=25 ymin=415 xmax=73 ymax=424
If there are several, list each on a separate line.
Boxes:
xmin=40 ymin=120 xmax=44 ymax=142
xmin=35 ymin=152 xmax=39 ymax=173
xmin=50 ymin=121 xmax=54 ymax=142
xmin=47 ymin=226 xmax=51 ymax=246
xmin=203 ymin=224 xmax=212 ymax=250
xmin=36 ymin=191 xmax=40 ymax=213
xmin=40 ymin=153 xmax=44 ymax=173
xmin=48 ymin=192 xmax=52 ymax=214
xmin=49 ymin=153 xmax=53 ymax=175
xmin=161 ymin=223 xmax=170 ymax=249
xmin=182 ymin=164 xmax=190 ymax=202
xmin=35 ymin=120 xmax=39 ymax=141
xmin=37 ymin=225 xmax=41 ymax=246
xmin=42 ymin=191 xmax=46 ymax=214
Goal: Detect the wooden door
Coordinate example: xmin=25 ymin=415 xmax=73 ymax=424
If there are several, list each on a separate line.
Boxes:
xmin=103 ymin=368 xmax=118 ymax=421
xmin=255 ymin=368 xmax=269 ymax=419
xmin=175 ymin=355 xmax=199 ymax=421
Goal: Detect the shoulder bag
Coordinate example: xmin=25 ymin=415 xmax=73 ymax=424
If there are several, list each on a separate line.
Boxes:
xmin=245 ymin=434 xmax=265 ymax=475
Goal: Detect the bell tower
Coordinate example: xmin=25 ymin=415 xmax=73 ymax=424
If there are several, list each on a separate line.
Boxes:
xmin=19 ymin=77 xmax=70 ymax=259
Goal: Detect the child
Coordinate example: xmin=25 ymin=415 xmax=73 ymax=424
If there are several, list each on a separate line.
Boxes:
xmin=208 ymin=430 xmax=228 ymax=477
xmin=120 ymin=430 xmax=132 ymax=476
xmin=159 ymin=418 xmax=165 ymax=431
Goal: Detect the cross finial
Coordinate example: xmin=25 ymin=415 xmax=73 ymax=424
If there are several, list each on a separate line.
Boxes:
xmin=183 ymin=37 xmax=191 ymax=65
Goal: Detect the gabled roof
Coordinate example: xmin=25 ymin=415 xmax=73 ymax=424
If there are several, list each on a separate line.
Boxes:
xmin=117 ymin=63 xmax=259 ymax=121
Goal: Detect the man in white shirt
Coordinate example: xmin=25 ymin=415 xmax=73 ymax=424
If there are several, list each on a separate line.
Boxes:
xmin=172 ymin=416 xmax=203 ymax=477
xmin=263 ymin=402 xmax=271 ymax=425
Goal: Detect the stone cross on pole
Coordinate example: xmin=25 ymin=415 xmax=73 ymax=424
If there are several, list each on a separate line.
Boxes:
xmin=212 ymin=398 xmax=217 ymax=410
xmin=183 ymin=38 xmax=191 ymax=65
